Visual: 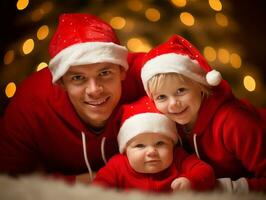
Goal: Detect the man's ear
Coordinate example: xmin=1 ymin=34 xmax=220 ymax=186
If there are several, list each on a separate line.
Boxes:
xmin=120 ymin=66 xmax=127 ymax=81
xmin=56 ymin=78 xmax=66 ymax=90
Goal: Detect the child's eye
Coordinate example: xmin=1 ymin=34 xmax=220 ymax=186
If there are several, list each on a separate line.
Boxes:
xmin=176 ymin=88 xmax=186 ymax=94
xmin=155 ymin=94 xmax=166 ymax=101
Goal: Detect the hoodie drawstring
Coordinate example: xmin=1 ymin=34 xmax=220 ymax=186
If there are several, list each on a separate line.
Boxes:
xmin=193 ymin=134 xmax=201 ymax=159
xmin=101 ymin=137 xmax=107 ymax=164
xmin=81 ymin=131 xmax=93 ymax=181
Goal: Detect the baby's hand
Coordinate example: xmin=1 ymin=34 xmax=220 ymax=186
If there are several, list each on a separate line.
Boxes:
xmin=171 ymin=177 xmax=191 ymax=191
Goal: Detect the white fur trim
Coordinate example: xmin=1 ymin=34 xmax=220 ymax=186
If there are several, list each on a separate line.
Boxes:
xmin=206 ymin=70 xmax=222 ymax=86
xmin=49 ymin=42 xmax=128 ymax=83
xmin=216 ymin=177 xmax=249 ymax=193
xmin=232 ymin=177 xmax=249 ymax=193
xmin=216 ymin=178 xmax=233 ymax=192
xmin=117 ymin=113 xmax=178 ymax=153
xmin=141 ymin=53 xmax=208 ymax=93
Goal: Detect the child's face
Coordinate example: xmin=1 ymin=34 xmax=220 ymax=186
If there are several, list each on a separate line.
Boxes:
xmin=152 ymin=75 xmax=203 ymax=129
xmin=126 ymin=133 xmax=174 ymax=174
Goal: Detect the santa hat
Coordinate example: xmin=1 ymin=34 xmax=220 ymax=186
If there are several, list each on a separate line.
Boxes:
xmin=141 ymin=34 xmax=222 ymax=93
xmin=117 ymin=96 xmax=179 ymax=153
xmin=48 ymin=13 xmax=128 ymax=83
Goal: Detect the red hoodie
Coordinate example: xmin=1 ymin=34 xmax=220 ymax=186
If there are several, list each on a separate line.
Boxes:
xmin=179 ymin=80 xmax=266 ymax=192
xmin=0 ymin=53 xmax=145 ymax=176
xmin=93 ymin=147 xmax=215 ymax=192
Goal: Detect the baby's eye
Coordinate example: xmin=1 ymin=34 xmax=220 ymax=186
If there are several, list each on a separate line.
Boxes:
xmin=134 ymin=144 xmax=145 ymax=148
xmin=156 ymin=141 xmax=165 ymax=146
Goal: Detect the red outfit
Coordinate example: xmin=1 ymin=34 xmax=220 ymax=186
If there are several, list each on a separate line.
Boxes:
xmin=0 ymin=53 xmax=145 ymax=175
xmin=93 ymin=147 xmax=215 ymax=192
xmin=180 ymin=80 xmax=266 ymax=192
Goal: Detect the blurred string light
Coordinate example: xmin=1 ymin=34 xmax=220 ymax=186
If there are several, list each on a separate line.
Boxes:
xmin=127 ymin=0 xmax=143 ymax=11
xmin=31 ymin=1 xmax=53 ymax=22
xmin=215 ymin=13 xmax=228 ymax=27
xmin=123 ymin=18 xmax=135 ymax=32
xmin=243 ymin=75 xmax=256 ymax=92
xmin=37 ymin=25 xmax=49 ymax=40
xmin=4 ymin=50 xmax=15 ymax=65
xmin=110 ymin=17 xmax=126 ymax=30
xmin=36 ymin=62 xmax=48 ymax=71
xmin=16 ymin=0 xmax=29 ymax=10
xmin=127 ymin=38 xmax=151 ymax=52
xmin=1 ymin=0 xmax=264 ymax=104
xmin=209 ymin=0 xmax=222 ymax=11
xmin=22 ymin=39 xmax=34 ymax=55
xmin=230 ymin=53 xmax=242 ymax=68
xmin=217 ymin=48 xmax=230 ymax=64
xmin=145 ymin=8 xmax=160 ymax=22
xmin=171 ymin=0 xmax=187 ymax=8
xmin=180 ymin=12 xmax=194 ymax=26
xmin=5 ymin=82 xmax=16 ymax=98
xmin=204 ymin=46 xmax=216 ymax=62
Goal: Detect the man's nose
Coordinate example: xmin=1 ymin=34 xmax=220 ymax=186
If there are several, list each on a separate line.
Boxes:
xmin=85 ymin=79 xmax=103 ymax=96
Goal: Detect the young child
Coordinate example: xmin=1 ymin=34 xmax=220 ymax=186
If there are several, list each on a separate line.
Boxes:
xmin=140 ymin=34 xmax=266 ymax=192
xmin=93 ymin=96 xmax=215 ymax=192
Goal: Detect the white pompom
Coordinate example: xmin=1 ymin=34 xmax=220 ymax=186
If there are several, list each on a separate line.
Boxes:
xmin=206 ymin=70 xmax=222 ymax=86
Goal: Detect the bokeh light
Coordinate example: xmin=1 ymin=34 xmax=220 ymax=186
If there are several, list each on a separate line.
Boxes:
xmin=110 ymin=17 xmax=126 ymax=30
xmin=16 ymin=0 xmax=29 ymax=10
xmin=36 ymin=62 xmax=48 ymax=71
xmin=4 ymin=50 xmax=15 ymax=65
xmin=171 ymin=0 xmax=187 ymax=8
xmin=22 ymin=39 xmax=34 ymax=55
xmin=217 ymin=48 xmax=230 ymax=64
xmin=243 ymin=75 xmax=256 ymax=92
xmin=209 ymin=0 xmax=222 ymax=11
xmin=180 ymin=12 xmax=195 ymax=26
xmin=37 ymin=25 xmax=49 ymax=40
xmin=145 ymin=8 xmax=160 ymax=22
xmin=230 ymin=53 xmax=242 ymax=69
xmin=5 ymin=82 xmax=16 ymax=98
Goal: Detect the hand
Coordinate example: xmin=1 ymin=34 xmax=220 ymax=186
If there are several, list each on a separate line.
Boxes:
xmin=171 ymin=177 xmax=191 ymax=191
xmin=216 ymin=177 xmax=249 ymax=193
xmin=76 ymin=172 xmax=94 ymax=184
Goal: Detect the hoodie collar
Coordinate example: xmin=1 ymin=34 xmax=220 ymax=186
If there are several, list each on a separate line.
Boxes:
xmin=193 ymin=80 xmax=234 ymax=135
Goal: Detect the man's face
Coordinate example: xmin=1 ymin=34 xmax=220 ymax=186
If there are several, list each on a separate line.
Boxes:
xmin=60 ymin=63 xmax=126 ymax=128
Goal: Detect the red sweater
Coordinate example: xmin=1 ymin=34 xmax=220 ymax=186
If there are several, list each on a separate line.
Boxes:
xmin=179 ymin=80 xmax=266 ymax=192
xmin=93 ymin=147 xmax=215 ymax=192
xmin=0 ymin=53 xmax=145 ymax=175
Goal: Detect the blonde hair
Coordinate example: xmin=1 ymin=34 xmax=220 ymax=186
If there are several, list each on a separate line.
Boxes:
xmin=147 ymin=73 xmax=211 ymax=99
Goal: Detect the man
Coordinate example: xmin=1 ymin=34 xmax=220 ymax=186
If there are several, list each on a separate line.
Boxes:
xmin=0 ymin=13 xmax=145 ymax=180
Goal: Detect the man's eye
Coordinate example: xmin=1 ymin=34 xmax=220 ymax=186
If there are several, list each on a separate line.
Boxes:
xmin=71 ymin=75 xmax=84 ymax=81
xmin=99 ymin=70 xmax=111 ymax=77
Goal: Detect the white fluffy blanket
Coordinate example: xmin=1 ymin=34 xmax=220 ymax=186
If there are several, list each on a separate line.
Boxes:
xmin=0 ymin=175 xmax=265 ymax=200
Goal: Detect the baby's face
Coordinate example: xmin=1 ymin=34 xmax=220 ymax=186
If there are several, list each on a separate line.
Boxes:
xmin=126 ymin=132 xmax=174 ymax=174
